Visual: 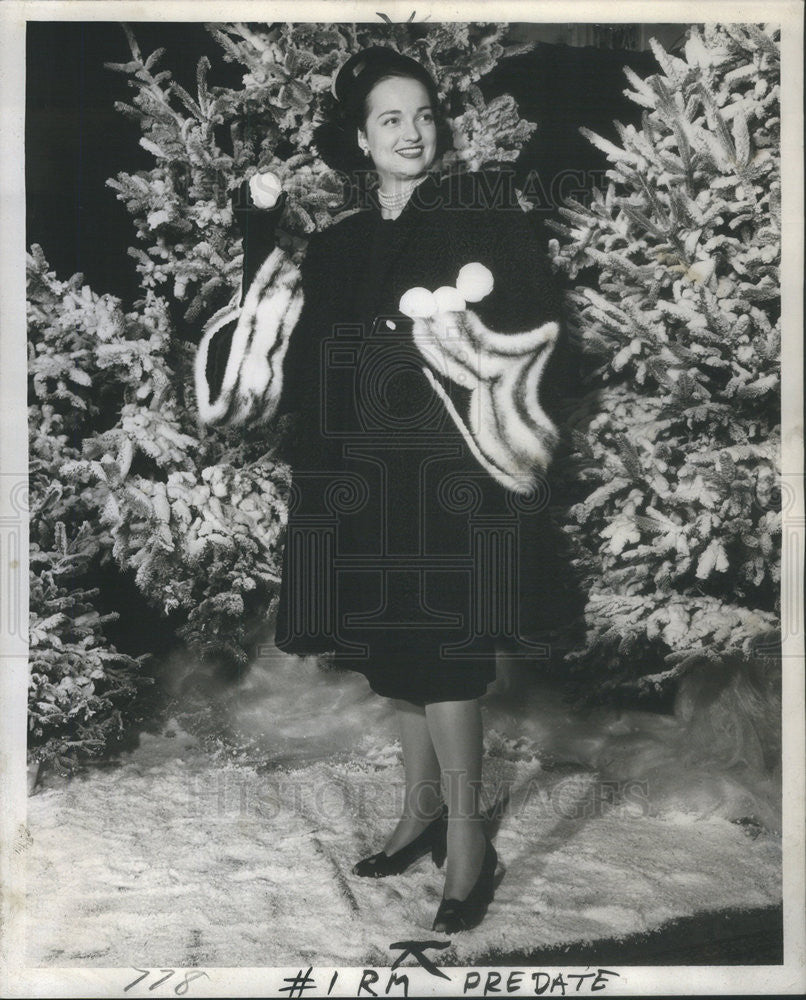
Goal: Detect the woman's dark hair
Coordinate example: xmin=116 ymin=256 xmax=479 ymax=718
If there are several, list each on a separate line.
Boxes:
xmin=313 ymin=46 xmax=451 ymax=177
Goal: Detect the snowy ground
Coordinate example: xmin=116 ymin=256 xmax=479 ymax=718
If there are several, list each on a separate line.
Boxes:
xmin=25 ymin=653 xmax=782 ymax=967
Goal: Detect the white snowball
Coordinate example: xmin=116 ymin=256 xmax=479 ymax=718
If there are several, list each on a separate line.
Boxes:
xmin=433 ymin=285 xmax=466 ymax=312
xmin=399 ymin=287 xmax=437 ymax=319
xmin=249 ymin=171 xmax=283 ymax=209
xmin=456 ymin=262 xmax=494 ymax=302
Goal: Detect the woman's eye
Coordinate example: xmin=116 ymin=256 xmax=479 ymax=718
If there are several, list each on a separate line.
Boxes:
xmin=383 ymin=116 xmax=399 ymax=126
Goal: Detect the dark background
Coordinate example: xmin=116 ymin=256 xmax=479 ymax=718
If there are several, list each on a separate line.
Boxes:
xmin=26 ymin=21 xmax=658 ymax=308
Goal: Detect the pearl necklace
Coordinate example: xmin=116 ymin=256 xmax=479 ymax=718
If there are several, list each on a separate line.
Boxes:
xmin=377 ymin=174 xmax=428 ymax=213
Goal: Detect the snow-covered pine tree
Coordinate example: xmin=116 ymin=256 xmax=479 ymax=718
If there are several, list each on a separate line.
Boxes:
xmin=548 ymin=24 xmax=781 ymax=700
xmin=28 ymin=247 xmax=150 ymax=768
xmin=28 ymin=21 xmax=538 ymax=765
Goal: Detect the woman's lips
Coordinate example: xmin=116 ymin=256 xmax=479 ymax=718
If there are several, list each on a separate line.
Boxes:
xmin=396 ymin=147 xmax=423 ymax=158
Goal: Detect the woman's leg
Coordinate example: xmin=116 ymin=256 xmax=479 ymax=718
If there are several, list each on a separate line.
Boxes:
xmin=383 ymin=698 xmax=443 ymax=855
xmin=425 ymin=698 xmax=486 ymax=900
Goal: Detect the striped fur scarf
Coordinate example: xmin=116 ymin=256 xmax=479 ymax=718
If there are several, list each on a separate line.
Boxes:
xmin=194 ymin=247 xmax=303 ymax=427
xmin=411 ymin=311 xmax=559 ymax=494
xmin=194 ymin=251 xmax=558 ymax=493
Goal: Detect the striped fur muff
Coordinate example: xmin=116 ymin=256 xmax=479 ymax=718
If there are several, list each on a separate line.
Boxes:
xmin=194 ymin=247 xmax=304 ymax=427
xmin=412 ymin=309 xmax=560 ymax=494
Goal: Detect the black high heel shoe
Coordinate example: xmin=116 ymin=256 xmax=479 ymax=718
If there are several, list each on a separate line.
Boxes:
xmin=352 ymin=808 xmax=448 ymax=878
xmin=432 ymin=837 xmax=498 ymax=933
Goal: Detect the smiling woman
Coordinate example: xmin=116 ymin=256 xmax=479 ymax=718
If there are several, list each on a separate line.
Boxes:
xmin=195 ymin=44 xmax=570 ymax=937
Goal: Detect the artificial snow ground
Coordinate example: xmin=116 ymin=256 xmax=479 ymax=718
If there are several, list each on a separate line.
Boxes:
xmin=25 ymin=653 xmax=781 ymax=967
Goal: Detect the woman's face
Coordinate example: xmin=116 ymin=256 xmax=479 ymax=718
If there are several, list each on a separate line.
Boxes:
xmin=358 ymin=76 xmax=437 ymax=187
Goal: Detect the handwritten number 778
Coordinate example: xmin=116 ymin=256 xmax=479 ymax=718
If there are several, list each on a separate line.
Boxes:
xmin=124 ymin=969 xmax=210 ymax=994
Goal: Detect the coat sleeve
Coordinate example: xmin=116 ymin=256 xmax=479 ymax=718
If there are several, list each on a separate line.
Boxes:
xmin=231 ymin=179 xmax=287 ymax=306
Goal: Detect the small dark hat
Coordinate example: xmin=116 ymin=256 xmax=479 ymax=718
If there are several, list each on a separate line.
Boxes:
xmin=331 ymin=45 xmax=435 ymax=104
